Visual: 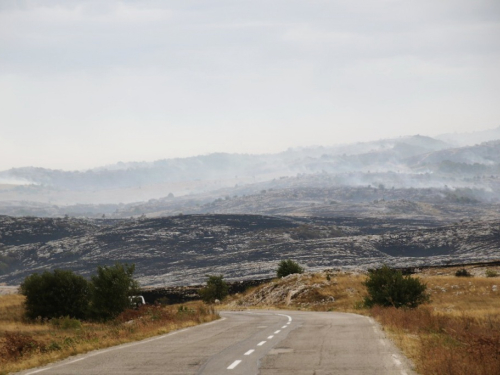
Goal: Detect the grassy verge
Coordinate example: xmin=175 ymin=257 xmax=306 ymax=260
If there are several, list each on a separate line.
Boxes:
xmin=370 ymin=273 xmax=500 ymax=375
xmin=0 ymin=294 xmax=218 ymax=375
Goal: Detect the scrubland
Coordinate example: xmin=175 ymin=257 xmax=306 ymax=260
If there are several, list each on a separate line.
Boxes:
xmin=372 ymin=271 xmax=500 ymax=375
xmin=2 ymin=265 xmax=498 ymax=375
xmin=0 ymin=296 xmax=218 ymax=375
xmin=229 ymin=265 xmax=500 ymax=375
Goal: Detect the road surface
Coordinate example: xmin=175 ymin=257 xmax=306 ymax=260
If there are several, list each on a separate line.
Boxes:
xmin=16 ymin=310 xmax=415 ymax=375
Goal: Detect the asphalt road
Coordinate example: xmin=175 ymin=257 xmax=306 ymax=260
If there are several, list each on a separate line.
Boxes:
xmin=16 ymin=310 xmax=415 ymax=375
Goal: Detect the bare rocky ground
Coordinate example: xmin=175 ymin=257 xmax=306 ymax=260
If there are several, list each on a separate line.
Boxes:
xmin=0 ymin=285 xmax=19 ymax=295
xmin=1 ymin=213 xmax=499 ymax=287
xmin=227 ymin=272 xmax=339 ymax=308
xmin=226 ymin=262 xmax=500 ymax=310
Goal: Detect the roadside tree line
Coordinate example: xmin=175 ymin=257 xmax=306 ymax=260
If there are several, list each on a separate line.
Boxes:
xmin=20 ymin=258 xmax=429 ymax=323
xmin=21 ymin=263 xmax=138 ymax=321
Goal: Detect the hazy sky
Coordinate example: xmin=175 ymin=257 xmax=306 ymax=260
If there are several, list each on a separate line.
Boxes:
xmin=1 ymin=0 xmax=499 ymax=171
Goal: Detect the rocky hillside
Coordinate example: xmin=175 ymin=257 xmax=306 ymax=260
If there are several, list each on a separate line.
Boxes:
xmin=1 ymin=214 xmax=499 ymax=286
xmin=0 ymin=216 xmax=98 ymax=246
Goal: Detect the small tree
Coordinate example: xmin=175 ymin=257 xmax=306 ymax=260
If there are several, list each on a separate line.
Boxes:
xmin=20 ymin=269 xmax=91 ymax=320
xmin=199 ymin=275 xmax=228 ymax=303
xmin=363 ymin=265 xmax=428 ymax=308
xmin=455 ymin=268 xmax=472 ymax=277
xmin=91 ymin=263 xmax=138 ymax=320
xmin=277 ymin=259 xmax=304 ymax=278
xmin=486 ymin=269 xmax=498 ymax=278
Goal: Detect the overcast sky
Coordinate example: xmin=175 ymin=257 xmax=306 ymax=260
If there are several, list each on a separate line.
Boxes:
xmin=1 ymin=0 xmax=499 ymax=171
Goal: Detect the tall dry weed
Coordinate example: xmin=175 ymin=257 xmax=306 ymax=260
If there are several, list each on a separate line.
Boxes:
xmin=1 ymin=332 xmax=40 ymax=360
xmin=0 ymin=298 xmax=218 ymax=375
xmin=371 ymin=306 xmax=500 ymax=375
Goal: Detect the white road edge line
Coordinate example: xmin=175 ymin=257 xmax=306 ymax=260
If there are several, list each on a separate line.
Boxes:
xmin=277 ymin=313 xmax=292 ymax=322
xmin=392 ymin=354 xmax=402 ymax=366
xmin=257 ymin=341 xmax=267 ymax=346
xmin=24 ymin=317 xmax=227 ymax=375
xmin=227 ymin=360 xmax=242 ymax=370
xmin=244 ymin=349 xmax=255 ymax=356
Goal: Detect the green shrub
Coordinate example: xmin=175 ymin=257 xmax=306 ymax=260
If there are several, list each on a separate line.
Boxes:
xmin=455 ymin=268 xmax=472 ymax=277
xmin=486 ymin=269 xmax=498 ymax=278
xmin=20 ymin=263 xmax=139 ymax=322
xmin=199 ymin=275 xmax=228 ymax=303
xmin=50 ymin=316 xmax=82 ymax=330
xmin=277 ymin=259 xmax=304 ymax=278
xmin=91 ymin=263 xmax=139 ymax=321
xmin=363 ymin=265 xmax=429 ymax=308
xmin=177 ymin=305 xmax=194 ymax=315
xmin=20 ymin=269 xmax=91 ymax=320
xmin=46 ymin=341 xmax=62 ymax=352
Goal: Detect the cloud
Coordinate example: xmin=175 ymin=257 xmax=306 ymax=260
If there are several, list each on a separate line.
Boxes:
xmin=0 ymin=0 xmax=499 ymax=170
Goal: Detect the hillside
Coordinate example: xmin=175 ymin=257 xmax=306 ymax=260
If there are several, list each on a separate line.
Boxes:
xmin=3 ymin=134 xmax=500 ymax=209
xmin=437 ymin=126 xmax=500 ymax=146
xmin=409 ymin=140 xmax=500 ymax=168
xmin=1 ymin=214 xmax=499 ymax=286
xmin=115 ymin=184 xmax=500 ymax=219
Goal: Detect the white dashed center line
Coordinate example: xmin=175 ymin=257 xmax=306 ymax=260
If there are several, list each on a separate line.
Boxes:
xmin=227 ymin=360 xmax=242 ymax=370
xmin=226 ymin=313 xmax=294 ymax=371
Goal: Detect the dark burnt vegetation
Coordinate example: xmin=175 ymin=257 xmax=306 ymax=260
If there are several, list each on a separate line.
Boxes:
xmin=1 ymin=214 xmax=500 ymax=287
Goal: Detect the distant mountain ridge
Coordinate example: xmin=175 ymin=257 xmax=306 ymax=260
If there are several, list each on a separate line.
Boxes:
xmin=409 ymin=140 xmax=500 ymax=167
xmin=0 ymin=132 xmax=499 ymax=207
xmin=437 ymin=126 xmax=500 ymax=147
xmin=0 ymin=135 xmax=456 ymax=190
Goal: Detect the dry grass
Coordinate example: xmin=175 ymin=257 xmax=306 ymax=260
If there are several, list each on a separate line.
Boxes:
xmin=228 ymin=266 xmax=500 ymax=375
xmin=0 ymin=295 xmax=219 ymax=375
xmin=292 ymin=272 xmax=367 ymax=312
xmin=224 ymin=271 xmax=366 ymax=313
xmin=368 ymin=270 xmax=500 ymax=375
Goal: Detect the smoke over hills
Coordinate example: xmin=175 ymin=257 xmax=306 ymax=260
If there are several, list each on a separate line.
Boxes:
xmin=0 ymin=131 xmax=499 ymax=217
xmin=1 ymin=129 xmax=500 ymax=286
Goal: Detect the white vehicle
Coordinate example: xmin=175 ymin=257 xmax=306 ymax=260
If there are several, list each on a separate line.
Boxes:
xmin=129 ymin=295 xmax=146 ymax=307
